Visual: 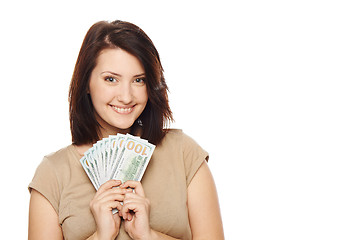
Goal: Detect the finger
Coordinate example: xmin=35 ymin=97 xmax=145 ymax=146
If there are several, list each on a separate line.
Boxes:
xmin=97 ymin=179 xmax=122 ymax=194
xmin=91 ymin=198 xmax=123 ymax=214
xmin=121 ymin=200 xmax=147 ymax=221
xmin=94 ymin=186 xmax=131 ymax=202
xmin=97 ymin=192 xmax=126 ymax=204
xmin=101 ymin=200 xmax=123 ymax=218
xmin=121 ymin=202 xmax=137 ymax=221
xmin=122 ymin=195 xmax=150 ymax=221
xmin=123 ymin=192 xmax=143 ymax=204
xmin=114 ymin=201 xmax=123 ymax=214
xmin=109 ymin=200 xmax=123 ymax=212
xmin=109 ymin=187 xmax=133 ymax=195
xmin=120 ymin=181 xmax=145 ymax=197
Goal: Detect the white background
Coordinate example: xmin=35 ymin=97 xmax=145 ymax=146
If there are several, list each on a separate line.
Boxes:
xmin=0 ymin=0 xmax=359 ymax=239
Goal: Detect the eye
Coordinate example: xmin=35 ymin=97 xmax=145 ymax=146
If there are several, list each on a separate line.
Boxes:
xmin=105 ymin=76 xmax=117 ymax=83
xmin=134 ymin=78 xmax=146 ymax=85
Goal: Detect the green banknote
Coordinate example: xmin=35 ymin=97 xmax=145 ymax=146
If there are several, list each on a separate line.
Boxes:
xmin=80 ymin=133 xmax=155 ymax=190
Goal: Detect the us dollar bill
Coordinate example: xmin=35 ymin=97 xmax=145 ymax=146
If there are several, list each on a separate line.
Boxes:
xmin=111 ymin=135 xmax=155 ymax=182
xmin=80 ymin=133 xmax=155 ymax=192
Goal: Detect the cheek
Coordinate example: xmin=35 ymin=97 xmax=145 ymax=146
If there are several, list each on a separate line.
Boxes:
xmin=142 ymin=89 xmax=149 ymax=102
xmin=142 ymin=90 xmax=149 ymax=105
xmin=89 ymin=84 xmax=112 ymax=104
xmin=135 ymin=87 xmax=148 ymax=104
xmin=89 ymin=90 xmax=102 ymax=107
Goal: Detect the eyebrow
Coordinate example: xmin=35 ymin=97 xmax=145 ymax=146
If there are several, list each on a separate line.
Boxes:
xmin=101 ymin=71 xmax=145 ymax=78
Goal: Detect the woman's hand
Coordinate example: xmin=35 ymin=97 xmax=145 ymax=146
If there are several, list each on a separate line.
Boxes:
xmin=119 ymin=181 xmax=153 ymax=240
xmin=90 ymin=180 xmax=132 ymax=240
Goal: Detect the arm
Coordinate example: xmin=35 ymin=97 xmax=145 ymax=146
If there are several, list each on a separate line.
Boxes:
xmin=120 ymin=161 xmax=224 ymax=240
xmin=119 ymin=181 xmax=181 ymax=240
xmin=187 ymin=161 xmax=225 ymax=240
xmin=149 ymin=162 xmax=226 ymax=240
xmin=28 ymin=190 xmax=63 ymax=240
xmin=29 ymin=181 xmax=127 ymax=240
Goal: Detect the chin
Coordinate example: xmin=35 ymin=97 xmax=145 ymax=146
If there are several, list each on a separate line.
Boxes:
xmin=113 ymin=121 xmax=136 ymax=131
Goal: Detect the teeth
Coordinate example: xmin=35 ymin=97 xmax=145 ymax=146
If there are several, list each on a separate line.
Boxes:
xmin=112 ymin=106 xmax=132 ymax=113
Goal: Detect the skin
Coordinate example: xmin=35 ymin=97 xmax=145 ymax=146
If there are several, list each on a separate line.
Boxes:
xmin=89 ymin=48 xmax=149 ymax=137
xmin=28 ymin=48 xmax=224 ymax=240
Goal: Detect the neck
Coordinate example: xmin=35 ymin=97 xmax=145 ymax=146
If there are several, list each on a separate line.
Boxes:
xmin=98 ymin=126 xmax=131 ymax=139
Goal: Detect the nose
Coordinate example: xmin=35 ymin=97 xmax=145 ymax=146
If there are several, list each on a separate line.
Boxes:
xmin=117 ymin=82 xmax=132 ymax=104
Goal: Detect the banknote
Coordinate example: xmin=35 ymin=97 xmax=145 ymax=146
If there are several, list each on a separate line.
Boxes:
xmin=80 ymin=133 xmax=155 ymax=191
xmin=111 ymin=135 xmax=155 ymax=182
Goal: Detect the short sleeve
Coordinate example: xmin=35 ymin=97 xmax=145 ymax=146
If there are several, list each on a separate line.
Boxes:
xmin=28 ymin=156 xmax=61 ymax=214
xmin=182 ymin=133 xmax=209 ymax=186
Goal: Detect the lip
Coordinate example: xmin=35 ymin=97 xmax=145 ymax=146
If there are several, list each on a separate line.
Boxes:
xmin=110 ymin=104 xmax=135 ymax=114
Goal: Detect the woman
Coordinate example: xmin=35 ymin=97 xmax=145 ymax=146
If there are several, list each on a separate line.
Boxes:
xmin=28 ymin=20 xmax=224 ymax=240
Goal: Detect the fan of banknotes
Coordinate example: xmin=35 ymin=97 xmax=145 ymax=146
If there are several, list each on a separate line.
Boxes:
xmin=80 ymin=133 xmax=155 ymax=190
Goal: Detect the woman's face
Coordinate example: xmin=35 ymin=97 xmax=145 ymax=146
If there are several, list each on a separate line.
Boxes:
xmin=89 ymin=48 xmax=148 ymax=136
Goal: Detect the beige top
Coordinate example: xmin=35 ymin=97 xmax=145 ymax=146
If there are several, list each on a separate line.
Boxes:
xmin=29 ymin=130 xmax=208 ymax=240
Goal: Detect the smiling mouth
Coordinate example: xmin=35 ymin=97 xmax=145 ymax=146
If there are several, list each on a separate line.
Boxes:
xmin=110 ymin=105 xmax=135 ymax=114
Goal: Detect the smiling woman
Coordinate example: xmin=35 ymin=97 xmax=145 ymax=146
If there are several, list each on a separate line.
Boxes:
xmin=68 ymin=20 xmax=173 ymax=146
xmin=89 ymin=48 xmax=149 ymax=137
xmin=28 ymin=20 xmax=224 ymax=240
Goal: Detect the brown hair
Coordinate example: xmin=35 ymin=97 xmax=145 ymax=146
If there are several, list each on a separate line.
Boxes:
xmin=69 ymin=20 xmax=173 ymax=145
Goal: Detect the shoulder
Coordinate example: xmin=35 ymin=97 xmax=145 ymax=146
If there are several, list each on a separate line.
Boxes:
xmin=160 ymin=129 xmax=209 ymax=186
xmin=45 ymin=145 xmax=72 ymax=160
xmin=29 ymin=145 xmax=78 ymax=192
xmin=42 ymin=145 xmax=75 ymax=167
xmin=160 ymin=129 xmax=199 ymax=146
xmin=160 ymin=129 xmax=209 ymax=163
xmin=29 ymin=145 xmax=76 ymax=214
xmin=35 ymin=145 xmax=78 ymax=177
xmin=162 ymin=128 xmax=184 ymax=140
